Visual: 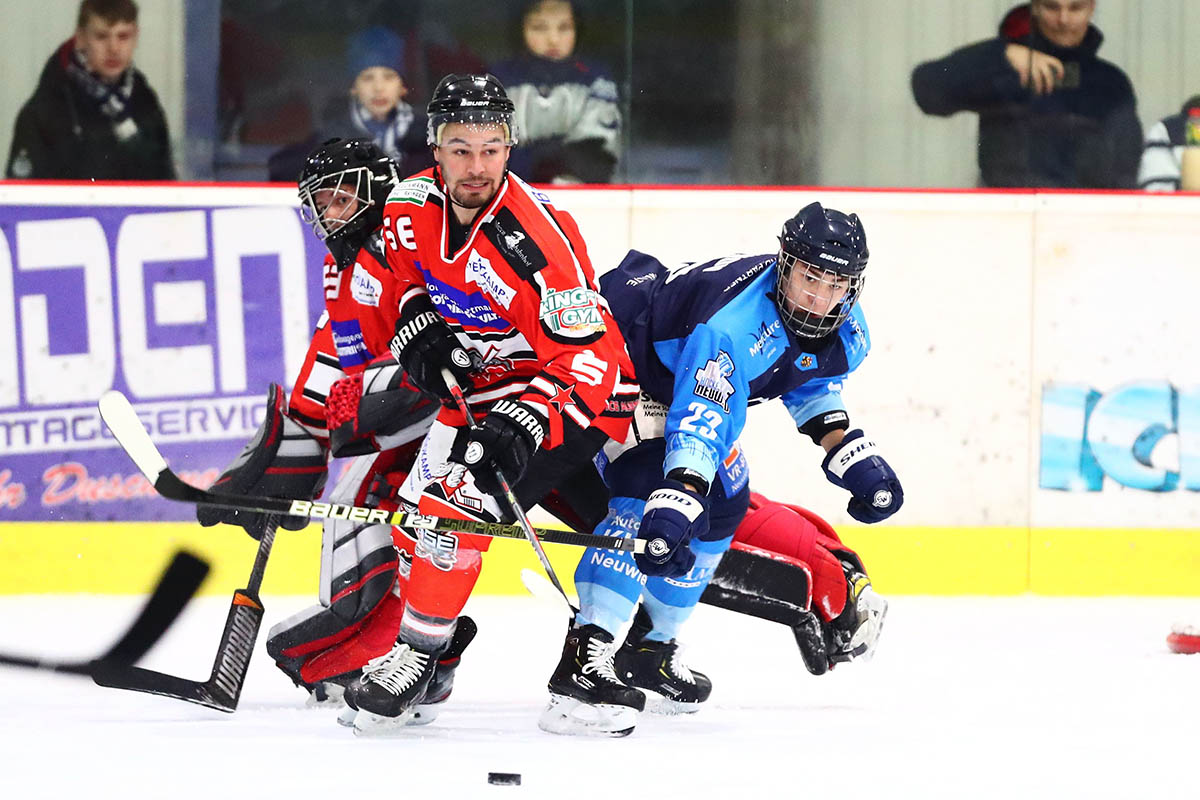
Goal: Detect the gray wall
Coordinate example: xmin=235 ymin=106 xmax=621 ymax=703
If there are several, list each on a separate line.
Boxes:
xmin=0 ymin=0 xmax=186 ymax=177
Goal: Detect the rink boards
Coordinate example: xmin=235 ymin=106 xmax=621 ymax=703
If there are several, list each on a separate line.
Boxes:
xmin=1 ymin=183 xmax=1198 ymax=595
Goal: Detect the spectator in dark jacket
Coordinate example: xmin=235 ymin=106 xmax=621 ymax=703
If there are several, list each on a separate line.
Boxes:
xmin=490 ymin=0 xmax=620 ymax=184
xmin=1137 ymin=95 xmax=1200 ymax=192
xmin=268 ymin=26 xmax=433 ymax=183
xmin=5 ymin=0 xmax=174 ymax=180
xmin=911 ymin=1 xmax=1141 ymax=189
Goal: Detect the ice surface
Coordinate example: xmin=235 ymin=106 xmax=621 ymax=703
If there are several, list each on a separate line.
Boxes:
xmin=1 ymin=594 xmax=1196 ymax=799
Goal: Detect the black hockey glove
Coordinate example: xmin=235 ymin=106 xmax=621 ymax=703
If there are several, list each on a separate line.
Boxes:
xmin=449 ymin=400 xmax=547 ymax=496
xmin=388 ymin=302 xmax=475 ymax=403
xmin=634 ymin=479 xmax=707 ymax=578
xmin=821 ymin=429 xmax=903 ymax=523
xmin=197 ymin=384 xmax=328 ymax=539
xmin=326 ymin=357 xmax=437 ymax=458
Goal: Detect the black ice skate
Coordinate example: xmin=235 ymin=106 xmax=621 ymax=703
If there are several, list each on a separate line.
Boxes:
xmin=343 ymin=638 xmax=443 ymax=736
xmin=615 ymin=606 xmax=712 ymax=714
xmin=539 ymin=623 xmax=646 ymax=737
xmin=410 ymin=615 xmax=478 ymax=726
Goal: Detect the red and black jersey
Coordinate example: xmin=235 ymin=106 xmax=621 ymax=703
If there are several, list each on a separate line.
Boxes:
xmin=287 ymin=234 xmax=428 ymax=440
xmin=380 ymin=168 xmax=637 ymax=448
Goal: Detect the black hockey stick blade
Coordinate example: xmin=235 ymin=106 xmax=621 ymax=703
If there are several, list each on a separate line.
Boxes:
xmin=0 ymin=550 xmax=209 ymax=675
xmin=91 ymin=525 xmax=276 ymax=713
xmin=90 ymin=591 xmax=265 ymax=712
xmin=97 ymin=389 xmax=642 ymax=554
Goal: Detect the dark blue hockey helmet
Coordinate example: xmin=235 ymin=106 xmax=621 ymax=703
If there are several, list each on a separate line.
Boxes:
xmin=775 ymin=202 xmax=869 ymax=339
xmin=426 ymin=73 xmax=517 ymax=146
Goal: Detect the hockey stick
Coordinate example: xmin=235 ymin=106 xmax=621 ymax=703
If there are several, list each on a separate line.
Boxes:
xmin=91 ymin=519 xmax=278 ymax=712
xmin=441 ymin=370 xmax=577 ymax=613
xmin=0 ymin=550 xmax=209 ymax=675
xmin=95 ymin=390 xmax=642 ymax=554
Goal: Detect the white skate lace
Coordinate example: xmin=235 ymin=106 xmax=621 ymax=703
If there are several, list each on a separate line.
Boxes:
xmin=580 ymin=636 xmax=622 ymax=684
xmin=362 ymin=643 xmax=430 ymax=696
xmin=666 ymin=647 xmax=696 ymax=684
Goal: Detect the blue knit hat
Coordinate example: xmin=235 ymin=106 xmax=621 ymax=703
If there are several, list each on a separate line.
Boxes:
xmin=347 ymin=26 xmax=406 ymax=79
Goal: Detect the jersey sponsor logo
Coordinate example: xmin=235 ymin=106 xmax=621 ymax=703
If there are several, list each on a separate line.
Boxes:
xmin=747 ymin=319 xmax=782 ymax=357
xmin=693 ymin=351 xmax=735 ymax=412
xmin=487 ymin=208 xmax=547 ymax=277
xmin=539 ymin=287 xmax=606 ymax=338
xmin=796 ymin=352 xmax=818 ymax=371
xmin=330 ymin=319 xmax=371 ymax=367
xmin=722 ymin=258 xmax=773 ymax=293
xmin=350 ymin=263 xmax=382 ymax=307
xmin=388 ymin=176 xmax=435 ymax=207
xmin=625 ymin=272 xmax=658 ymax=286
xmin=422 ymin=274 xmax=509 ymax=330
xmin=464 ymin=249 xmax=516 ymax=309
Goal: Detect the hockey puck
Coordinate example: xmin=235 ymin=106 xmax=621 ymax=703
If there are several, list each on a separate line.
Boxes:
xmin=487 ymin=772 xmax=521 ymax=786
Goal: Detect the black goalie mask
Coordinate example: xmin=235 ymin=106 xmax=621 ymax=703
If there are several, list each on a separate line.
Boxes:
xmin=298 ymin=138 xmax=398 ymax=267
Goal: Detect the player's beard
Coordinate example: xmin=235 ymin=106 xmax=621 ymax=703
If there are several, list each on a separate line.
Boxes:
xmin=449 ymin=174 xmax=497 ymax=210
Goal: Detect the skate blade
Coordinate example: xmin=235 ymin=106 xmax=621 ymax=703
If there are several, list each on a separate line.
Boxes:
xmin=645 ymin=695 xmax=702 ymax=716
xmin=537 ymin=694 xmax=637 ymax=737
xmin=409 ymin=700 xmax=443 ymax=726
xmin=305 ymin=683 xmax=346 ymax=709
xmin=352 ymin=707 xmax=419 ymax=736
xmin=335 ymin=703 xmax=357 ymax=728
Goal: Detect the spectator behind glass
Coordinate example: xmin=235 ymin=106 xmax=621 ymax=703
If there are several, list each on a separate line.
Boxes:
xmin=491 ymin=0 xmax=620 ymax=184
xmin=911 ymin=1 xmax=1141 ymax=189
xmin=1138 ymin=95 xmax=1200 ymax=192
xmin=268 ymin=26 xmax=433 ymax=183
xmin=5 ymin=0 xmax=174 ymax=180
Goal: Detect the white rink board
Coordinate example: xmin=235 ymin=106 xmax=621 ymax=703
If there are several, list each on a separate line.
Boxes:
xmin=3 ymin=184 xmax=1199 ymax=530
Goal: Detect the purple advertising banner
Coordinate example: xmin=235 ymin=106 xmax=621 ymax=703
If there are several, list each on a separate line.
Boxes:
xmin=0 ymin=195 xmax=328 ymax=520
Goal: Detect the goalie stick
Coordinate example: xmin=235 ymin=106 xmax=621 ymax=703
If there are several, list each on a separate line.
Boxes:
xmin=91 ymin=520 xmax=278 ymax=712
xmin=0 ymin=550 xmax=209 ymax=675
xmin=96 ymin=390 xmax=642 ymax=555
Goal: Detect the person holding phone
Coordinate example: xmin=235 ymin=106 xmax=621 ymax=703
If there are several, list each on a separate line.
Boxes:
xmin=910 ymin=1 xmax=1141 ymax=189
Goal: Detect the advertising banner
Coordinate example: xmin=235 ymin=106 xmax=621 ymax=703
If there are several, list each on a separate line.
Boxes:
xmin=0 ymin=193 xmax=327 ymax=520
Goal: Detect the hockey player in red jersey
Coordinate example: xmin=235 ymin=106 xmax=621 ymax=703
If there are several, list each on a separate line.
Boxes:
xmin=340 ymin=73 xmax=638 ymax=730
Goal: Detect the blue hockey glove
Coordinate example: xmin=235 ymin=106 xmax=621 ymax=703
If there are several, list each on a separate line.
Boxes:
xmin=634 ymin=479 xmax=707 ymax=577
xmin=821 ymin=429 xmax=903 ymax=523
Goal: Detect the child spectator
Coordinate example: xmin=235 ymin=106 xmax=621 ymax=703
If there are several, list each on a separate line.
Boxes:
xmin=491 ymin=0 xmax=620 ymax=184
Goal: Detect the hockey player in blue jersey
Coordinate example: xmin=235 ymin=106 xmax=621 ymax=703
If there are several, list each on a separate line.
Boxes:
xmin=539 ymin=202 xmax=903 ymax=736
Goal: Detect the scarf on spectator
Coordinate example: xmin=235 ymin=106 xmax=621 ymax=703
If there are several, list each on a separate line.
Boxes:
xmin=65 ymin=43 xmax=136 ymax=135
xmin=349 ymin=98 xmax=414 ymax=162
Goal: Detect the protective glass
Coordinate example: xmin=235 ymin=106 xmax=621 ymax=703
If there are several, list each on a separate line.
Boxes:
xmin=775 ymin=250 xmax=865 ymax=339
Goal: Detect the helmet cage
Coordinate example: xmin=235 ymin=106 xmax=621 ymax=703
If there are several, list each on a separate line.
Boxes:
xmin=298 ymin=166 xmax=377 ymax=241
xmin=774 ymin=249 xmax=865 ymax=339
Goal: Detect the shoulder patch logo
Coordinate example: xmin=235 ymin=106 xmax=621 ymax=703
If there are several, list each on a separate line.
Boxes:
xmin=796 ymin=352 xmax=818 ymax=371
xmin=539 ymin=287 xmax=607 ymax=338
xmin=694 ymin=351 xmax=736 ymax=412
xmin=388 ymin=176 xmax=435 ymax=207
xmin=350 ymin=262 xmax=382 ymax=307
xmin=464 ymin=249 xmax=516 ymax=309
